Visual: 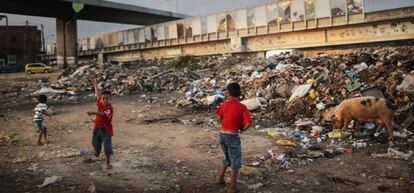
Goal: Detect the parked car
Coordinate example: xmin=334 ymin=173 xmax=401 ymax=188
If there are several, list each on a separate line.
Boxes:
xmin=25 ymin=63 xmax=53 ymax=74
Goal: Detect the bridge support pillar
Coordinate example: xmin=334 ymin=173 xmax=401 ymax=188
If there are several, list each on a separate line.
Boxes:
xmin=97 ymin=52 xmax=105 ymax=64
xmin=56 ymin=18 xmax=77 ymax=69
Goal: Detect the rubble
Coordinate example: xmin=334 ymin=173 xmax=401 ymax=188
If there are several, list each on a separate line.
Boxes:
xmin=176 ymin=47 xmax=414 ymax=126
xmin=2 ymin=47 xmax=414 ymax=119
xmin=88 ymin=183 xmax=97 ymax=193
xmin=0 ymin=133 xmax=18 ymax=145
xmin=11 ymin=156 xmax=28 ymax=163
xmin=276 ymin=139 xmax=296 ymax=147
xmin=372 ymin=148 xmax=414 ymax=160
xmin=241 ymin=97 xmax=268 ymax=111
xmin=55 ymin=57 xmax=203 ymax=96
xmin=0 ymin=133 xmax=12 ymax=144
xmin=37 ymin=176 xmax=62 ymax=188
xmin=38 ymin=146 xmax=81 ymax=161
xmin=327 ymin=129 xmax=348 ymax=139
xmin=33 ymin=86 xmax=65 ymax=95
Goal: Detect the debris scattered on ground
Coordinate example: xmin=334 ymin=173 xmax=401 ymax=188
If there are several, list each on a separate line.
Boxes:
xmin=372 ymin=148 xmax=414 ymax=160
xmin=247 ymin=182 xmax=264 ymax=190
xmin=189 ymin=136 xmax=219 ymax=155
xmin=88 ymin=183 xmax=96 ymax=193
xmin=0 ymin=133 xmax=18 ymax=145
xmin=0 ymin=133 xmax=12 ymax=144
xmin=36 ymin=176 xmax=62 ymax=188
xmin=38 ymin=146 xmax=81 ymax=161
xmin=27 ymin=163 xmax=40 ymax=172
xmin=33 ymin=86 xmax=65 ymax=95
xmin=11 ymin=156 xmax=28 ymax=163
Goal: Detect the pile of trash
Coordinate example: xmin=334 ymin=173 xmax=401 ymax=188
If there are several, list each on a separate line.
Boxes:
xmin=0 ymin=81 xmax=39 ymax=104
xmin=176 ymin=46 xmax=414 ymax=124
xmin=172 ymin=47 xmax=414 ymax=171
xmin=55 ymin=57 xmax=206 ymax=96
xmin=5 ymin=46 xmax=414 ymax=125
xmin=233 ymin=119 xmax=414 ymax=175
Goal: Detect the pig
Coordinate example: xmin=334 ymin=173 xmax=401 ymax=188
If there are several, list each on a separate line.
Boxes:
xmin=324 ymin=96 xmax=394 ymax=145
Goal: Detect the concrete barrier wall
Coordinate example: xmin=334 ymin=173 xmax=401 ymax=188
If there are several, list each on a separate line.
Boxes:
xmin=77 ymin=0 xmax=369 ymax=52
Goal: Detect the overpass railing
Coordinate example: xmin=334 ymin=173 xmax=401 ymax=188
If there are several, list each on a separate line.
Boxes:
xmin=67 ymin=0 xmax=414 ymax=56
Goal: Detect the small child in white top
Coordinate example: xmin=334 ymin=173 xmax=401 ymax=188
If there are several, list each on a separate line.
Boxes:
xmin=33 ymin=95 xmax=52 ymax=145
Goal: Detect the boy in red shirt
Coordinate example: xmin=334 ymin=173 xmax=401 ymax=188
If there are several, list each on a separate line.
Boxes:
xmin=216 ymin=82 xmax=252 ymax=193
xmin=87 ymin=79 xmax=114 ymax=170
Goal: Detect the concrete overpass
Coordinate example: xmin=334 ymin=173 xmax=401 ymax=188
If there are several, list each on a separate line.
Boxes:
xmin=0 ymin=0 xmax=187 ymax=25
xmin=0 ymin=0 xmax=187 ymax=67
xmin=67 ymin=6 xmax=414 ymax=63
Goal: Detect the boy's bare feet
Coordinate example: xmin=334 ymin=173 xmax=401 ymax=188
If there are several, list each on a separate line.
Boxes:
xmin=227 ymin=188 xmax=240 ymax=193
xmin=215 ymin=177 xmax=226 ymax=185
xmin=105 ymin=155 xmax=112 ymax=170
xmin=45 ymin=140 xmax=50 ymax=144
xmin=37 ymin=142 xmax=43 ymax=146
xmin=217 ymin=165 xmax=227 ymax=186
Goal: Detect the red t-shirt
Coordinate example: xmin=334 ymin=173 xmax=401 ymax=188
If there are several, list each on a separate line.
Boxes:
xmin=94 ymin=98 xmax=114 ymax=136
xmin=216 ymin=98 xmax=252 ymax=133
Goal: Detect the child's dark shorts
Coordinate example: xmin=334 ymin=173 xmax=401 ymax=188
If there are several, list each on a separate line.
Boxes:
xmin=219 ymin=132 xmax=241 ymax=169
xmin=92 ymin=127 xmax=113 ymax=156
xmin=33 ymin=120 xmax=45 ymax=131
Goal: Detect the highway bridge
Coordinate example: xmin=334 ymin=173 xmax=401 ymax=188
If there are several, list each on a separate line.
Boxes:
xmin=0 ymin=0 xmax=187 ymax=67
xmin=38 ymin=0 xmax=414 ymax=65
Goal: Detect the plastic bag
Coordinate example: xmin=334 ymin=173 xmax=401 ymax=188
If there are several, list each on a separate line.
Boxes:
xmin=241 ymin=97 xmax=268 ymax=111
xmin=397 ymin=75 xmax=414 ymax=94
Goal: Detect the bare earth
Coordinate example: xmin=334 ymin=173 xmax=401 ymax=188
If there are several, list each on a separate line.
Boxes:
xmin=0 ymin=73 xmax=413 ymax=193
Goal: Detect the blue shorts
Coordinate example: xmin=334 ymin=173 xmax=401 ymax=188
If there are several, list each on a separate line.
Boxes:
xmin=220 ymin=132 xmax=241 ymax=169
xmin=92 ymin=127 xmax=113 ymax=156
xmin=33 ymin=120 xmax=45 ymax=130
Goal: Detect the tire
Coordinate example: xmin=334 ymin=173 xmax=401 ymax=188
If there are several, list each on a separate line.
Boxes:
xmin=44 ymin=69 xmax=50 ymax=73
xmin=27 ymin=70 xmax=32 ymax=74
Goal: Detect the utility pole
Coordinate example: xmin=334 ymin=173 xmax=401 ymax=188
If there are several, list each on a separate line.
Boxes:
xmin=25 ymin=20 xmax=29 ymax=53
xmin=41 ymin=24 xmax=46 ymax=53
xmin=63 ymin=21 xmax=67 ymax=68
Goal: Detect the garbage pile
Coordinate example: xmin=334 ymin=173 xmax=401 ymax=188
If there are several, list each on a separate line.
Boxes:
xmin=173 ymin=47 xmax=414 ymax=172
xmin=34 ymin=46 xmax=414 ymax=126
xmin=0 ymin=81 xmax=39 ymax=104
xmin=55 ymin=57 xmax=205 ymax=96
xmin=177 ymin=46 xmax=414 ymax=124
xmin=249 ymin=121 xmax=414 ymax=172
xmin=4 ymin=46 xmax=414 ymax=125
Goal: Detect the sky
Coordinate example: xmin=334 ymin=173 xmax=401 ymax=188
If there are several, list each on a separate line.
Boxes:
xmin=0 ymin=0 xmax=413 ymax=43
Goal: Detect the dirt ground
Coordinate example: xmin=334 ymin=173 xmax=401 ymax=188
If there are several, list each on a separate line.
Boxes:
xmin=0 ymin=73 xmax=413 ymax=193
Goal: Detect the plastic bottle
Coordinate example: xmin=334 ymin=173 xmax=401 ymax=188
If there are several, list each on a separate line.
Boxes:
xmin=353 ymin=142 xmax=367 ymax=148
xmin=376 ymin=127 xmax=388 ymax=144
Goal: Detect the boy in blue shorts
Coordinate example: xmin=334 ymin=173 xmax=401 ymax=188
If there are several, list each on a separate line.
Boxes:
xmin=216 ymin=82 xmax=252 ymax=193
xmin=87 ymin=79 xmax=114 ymax=170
